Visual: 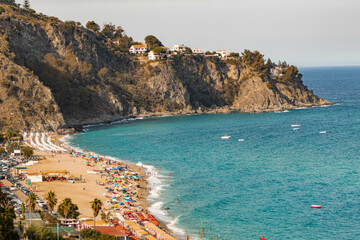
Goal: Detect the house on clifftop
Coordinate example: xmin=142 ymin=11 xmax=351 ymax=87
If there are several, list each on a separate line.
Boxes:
xmin=216 ymin=50 xmax=231 ymax=58
xmin=129 ymin=44 xmax=147 ymax=54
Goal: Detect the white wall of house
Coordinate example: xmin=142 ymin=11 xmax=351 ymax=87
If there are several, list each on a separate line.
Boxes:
xmin=216 ymin=50 xmax=231 ymax=58
xmin=192 ymin=48 xmax=204 ymax=54
xmin=148 ymin=51 xmax=157 ymax=60
xmin=172 ymin=44 xmax=187 ymax=52
xmin=129 ymin=45 xmax=147 ymax=54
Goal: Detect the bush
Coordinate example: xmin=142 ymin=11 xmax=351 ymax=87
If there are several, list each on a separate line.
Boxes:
xmin=26 ymin=225 xmax=61 ymax=240
xmin=80 ymin=228 xmax=101 ymax=240
xmin=20 ymin=146 xmax=33 ymax=157
xmin=0 ymin=7 xmax=5 ymax=15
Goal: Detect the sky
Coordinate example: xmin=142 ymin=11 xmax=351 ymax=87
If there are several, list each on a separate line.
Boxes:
xmin=16 ymin=0 xmax=360 ymax=67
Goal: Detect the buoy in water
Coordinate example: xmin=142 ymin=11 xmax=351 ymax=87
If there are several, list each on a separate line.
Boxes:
xmin=260 ymin=237 xmax=266 ymax=240
xmin=311 ymin=205 xmax=322 ymax=208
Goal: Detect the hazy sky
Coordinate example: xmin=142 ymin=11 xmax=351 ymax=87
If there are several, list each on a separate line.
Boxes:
xmin=17 ymin=0 xmax=360 ymax=66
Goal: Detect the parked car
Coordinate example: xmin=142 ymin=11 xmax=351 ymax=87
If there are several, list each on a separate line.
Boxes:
xmin=10 ymin=186 xmax=16 ymax=191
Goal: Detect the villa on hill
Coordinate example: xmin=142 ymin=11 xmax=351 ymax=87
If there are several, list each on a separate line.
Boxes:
xmin=216 ymin=50 xmax=231 ymax=58
xmin=192 ymin=48 xmax=204 ymax=54
xmin=171 ymin=44 xmax=187 ymax=53
xmin=129 ymin=44 xmax=147 ymax=54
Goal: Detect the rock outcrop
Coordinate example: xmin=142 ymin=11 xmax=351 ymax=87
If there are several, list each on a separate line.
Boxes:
xmin=0 ymin=3 xmax=332 ymax=132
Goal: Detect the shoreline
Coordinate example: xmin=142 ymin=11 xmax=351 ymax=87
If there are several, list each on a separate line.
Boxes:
xmin=72 ymin=102 xmax=336 ymax=132
xmin=23 ymin=134 xmax=184 ymax=239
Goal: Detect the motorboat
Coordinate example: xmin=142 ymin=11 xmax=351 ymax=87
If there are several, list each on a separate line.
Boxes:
xmin=311 ymin=205 xmax=322 ymax=208
xmin=221 ymin=135 xmax=231 ymax=139
xmin=292 ymin=128 xmax=300 ymax=131
xmin=319 ymin=131 xmax=327 ymax=134
xmin=238 ymin=139 xmax=245 ymax=142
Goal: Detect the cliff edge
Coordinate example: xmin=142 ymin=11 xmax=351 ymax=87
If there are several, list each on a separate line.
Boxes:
xmin=0 ymin=3 xmax=332 ymax=131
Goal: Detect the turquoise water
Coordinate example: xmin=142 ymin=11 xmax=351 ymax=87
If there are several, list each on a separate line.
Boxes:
xmin=69 ymin=66 xmax=360 ymax=240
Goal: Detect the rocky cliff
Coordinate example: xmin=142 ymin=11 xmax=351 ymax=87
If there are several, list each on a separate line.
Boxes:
xmin=0 ymin=3 xmax=332 ymax=132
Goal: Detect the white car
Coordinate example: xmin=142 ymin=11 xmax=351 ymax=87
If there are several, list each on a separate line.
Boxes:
xmin=10 ymin=186 xmax=16 ymax=191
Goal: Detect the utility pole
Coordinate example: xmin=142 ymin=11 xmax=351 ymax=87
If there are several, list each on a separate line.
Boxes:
xmin=57 ymin=222 xmax=59 ymax=240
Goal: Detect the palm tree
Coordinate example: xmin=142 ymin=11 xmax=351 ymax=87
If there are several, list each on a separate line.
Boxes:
xmin=44 ymin=191 xmax=57 ymax=212
xmin=90 ymin=198 xmax=103 ymax=228
xmin=62 ymin=198 xmax=72 ymax=220
xmin=26 ymin=193 xmax=37 ymax=224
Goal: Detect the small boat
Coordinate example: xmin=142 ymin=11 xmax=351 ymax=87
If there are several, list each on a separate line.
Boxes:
xmin=319 ymin=131 xmax=326 ymax=134
xmin=291 ymin=122 xmax=301 ymax=127
xmin=292 ymin=128 xmax=300 ymax=131
xmin=238 ymin=139 xmax=245 ymax=142
xmin=311 ymin=205 xmax=322 ymax=208
xmin=221 ymin=135 xmax=231 ymax=139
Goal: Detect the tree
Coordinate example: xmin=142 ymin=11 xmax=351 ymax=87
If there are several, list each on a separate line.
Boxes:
xmin=0 ymin=187 xmax=18 ymax=240
xmin=20 ymin=146 xmax=33 ymax=157
xmin=26 ymin=225 xmax=60 ymax=240
xmin=114 ymin=26 xmax=124 ymax=39
xmin=152 ymin=46 xmax=166 ymax=55
xmin=241 ymin=49 xmax=265 ymax=70
xmin=23 ymin=0 xmax=30 ymax=9
xmin=21 ymin=202 xmax=26 ymax=219
xmin=101 ymin=23 xmax=116 ymax=39
xmin=7 ymin=142 xmax=19 ymax=154
xmin=26 ymin=193 xmax=37 ymax=224
xmin=86 ymin=21 xmax=100 ymax=32
xmin=90 ymin=198 xmax=103 ymax=228
xmin=184 ymin=47 xmax=192 ymax=54
xmin=80 ymin=228 xmax=116 ymax=240
xmin=44 ymin=191 xmax=57 ymax=212
xmin=144 ymin=35 xmax=163 ymax=50
xmin=57 ymin=198 xmax=79 ymax=219
xmin=4 ymin=128 xmax=22 ymax=141
xmin=80 ymin=228 xmax=101 ymax=240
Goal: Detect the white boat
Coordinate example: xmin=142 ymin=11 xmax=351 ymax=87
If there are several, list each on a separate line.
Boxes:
xmin=238 ymin=139 xmax=245 ymax=142
xmin=319 ymin=131 xmax=327 ymax=134
xmin=291 ymin=124 xmax=301 ymax=127
xmin=292 ymin=128 xmax=300 ymax=131
xmin=221 ymin=135 xmax=231 ymax=139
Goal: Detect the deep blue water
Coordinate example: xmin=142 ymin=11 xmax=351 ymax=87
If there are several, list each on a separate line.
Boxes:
xmin=69 ymin=66 xmax=360 ymax=240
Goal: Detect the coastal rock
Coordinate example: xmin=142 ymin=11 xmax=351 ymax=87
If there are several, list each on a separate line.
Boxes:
xmin=0 ymin=3 xmax=333 ymax=131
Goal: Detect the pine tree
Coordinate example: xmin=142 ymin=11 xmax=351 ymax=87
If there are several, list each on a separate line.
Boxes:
xmin=23 ymin=0 xmax=30 ymax=9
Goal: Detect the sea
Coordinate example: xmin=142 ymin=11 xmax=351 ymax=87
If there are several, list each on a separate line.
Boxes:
xmin=67 ymin=66 xmax=360 ymax=240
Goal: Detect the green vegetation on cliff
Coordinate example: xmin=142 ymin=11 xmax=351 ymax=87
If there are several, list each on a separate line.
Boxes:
xmin=0 ymin=2 xmax=331 ymax=131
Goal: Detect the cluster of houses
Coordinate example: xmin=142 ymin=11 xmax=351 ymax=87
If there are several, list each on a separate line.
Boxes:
xmin=129 ymin=43 xmax=232 ymax=61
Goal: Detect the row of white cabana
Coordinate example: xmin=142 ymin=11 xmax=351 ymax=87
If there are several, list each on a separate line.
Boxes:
xmin=23 ymin=132 xmax=67 ymax=152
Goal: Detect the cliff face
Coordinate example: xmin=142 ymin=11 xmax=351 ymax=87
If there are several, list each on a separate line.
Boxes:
xmin=0 ymin=53 xmax=65 ymax=131
xmin=0 ymin=3 xmax=332 ymax=132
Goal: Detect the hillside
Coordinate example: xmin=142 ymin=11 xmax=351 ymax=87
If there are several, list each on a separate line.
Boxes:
xmin=0 ymin=2 xmax=332 ymax=132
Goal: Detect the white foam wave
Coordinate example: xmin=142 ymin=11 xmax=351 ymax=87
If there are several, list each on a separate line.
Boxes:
xmin=168 ymin=216 xmax=186 ymax=236
xmin=61 ymin=143 xmax=186 ymax=238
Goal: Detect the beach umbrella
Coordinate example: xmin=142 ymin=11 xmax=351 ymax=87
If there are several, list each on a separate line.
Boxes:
xmin=114 ymin=183 xmax=119 ymax=186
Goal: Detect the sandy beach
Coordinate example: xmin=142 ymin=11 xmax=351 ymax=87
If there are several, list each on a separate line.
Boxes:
xmin=22 ymin=149 xmax=149 ymax=218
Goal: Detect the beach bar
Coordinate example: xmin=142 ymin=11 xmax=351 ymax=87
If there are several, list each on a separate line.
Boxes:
xmin=26 ymin=173 xmax=43 ymax=182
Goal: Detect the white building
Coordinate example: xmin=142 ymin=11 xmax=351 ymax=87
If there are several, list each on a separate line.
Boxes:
xmin=27 ymin=173 xmax=43 ymax=182
xmin=192 ymin=48 xmax=204 ymax=54
xmin=129 ymin=44 xmax=147 ymax=54
xmin=216 ymin=50 xmax=231 ymax=58
xmin=172 ymin=44 xmax=187 ymax=53
xmin=148 ymin=51 xmax=161 ymax=61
